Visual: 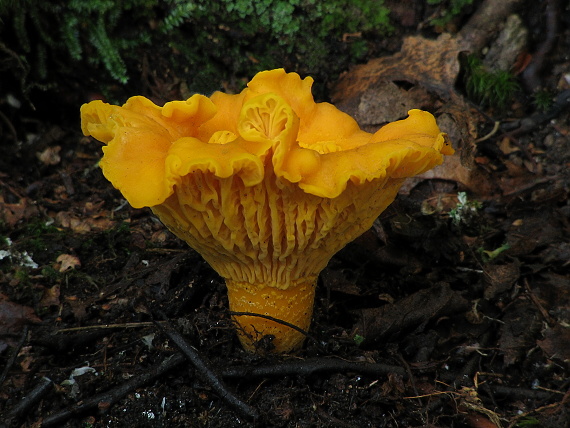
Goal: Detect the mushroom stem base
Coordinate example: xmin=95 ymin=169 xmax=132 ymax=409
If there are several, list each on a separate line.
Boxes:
xmin=226 ymin=278 xmax=317 ymax=353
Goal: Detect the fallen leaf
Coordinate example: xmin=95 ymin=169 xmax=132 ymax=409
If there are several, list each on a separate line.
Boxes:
xmin=54 ymin=211 xmax=116 ymax=233
xmin=39 ymin=285 xmax=61 ymax=309
xmin=55 ymin=211 xmax=92 ymax=233
xmin=467 ymin=413 xmax=499 ymax=428
xmin=88 ymin=217 xmax=116 ymax=230
xmin=37 ymin=145 xmax=61 ymax=165
xmin=19 ymin=354 xmax=34 ymax=372
xmin=65 ymin=295 xmax=88 ymax=321
xmin=150 ymin=230 xmax=169 ymax=244
xmin=331 ymin=34 xmax=485 ymax=193
xmin=0 ymin=293 xmax=41 ymax=335
xmin=466 ymin=414 xmax=500 ymax=428
xmin=83 ymin=200 xmax=106 ymax=216
xmin=498 ymin=137 xmax=521 ymax=155
xmin=55 ymin=254 xmax=81 ymax=272
xmin=537 ymin=325 xmax=570 ymax=363
xmin=332 ymin=33 xmax=464 ymax=128
xmin=0 ymin=196 xmax=40 ymax=228
xmin=483 ymin=263 xmax=520 ymax=299
xmin=506 ymin=209 xmax=562 ymax=256
xmin=498 ymin=300 xmax=542 ymax=366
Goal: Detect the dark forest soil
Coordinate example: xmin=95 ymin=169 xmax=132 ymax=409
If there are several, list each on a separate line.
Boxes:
xmin=1 ymin=1 xmax=570 ymax=427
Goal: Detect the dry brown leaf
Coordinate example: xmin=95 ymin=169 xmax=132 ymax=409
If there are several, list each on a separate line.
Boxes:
xmin=83 ymin=200 xmax=106 ymax=216
xmin=151 ymin=230 xmax=169 ymax=244
xmin=483 ymin=263 xmax=520 ymax=300
xmin=498 ymin=137 xmax=521 ymax=155
xmin=332 ymin=34 xmax=463 ymax=127
xmin=54 ymin=211 xmax=115 ymax=233
xmin=498 ymin=300 xmax=542 ymax=366
xmin=55 ymin=211 xmax=92 ymax=233
xmin=537 ymin=325 xmax=570 ymax=363
xmin=19 ymin=354 xmax=35 ymax=372
xmin=0 ymin=293 xmax=41 ymax=334
xmin=331 ymin=34 xmax=483 ymax=192
xmin=466 ymin=413 xmax=501 ymax=428
xmin=37 ymin=145 xmax=61 ymax=165
xmin=55 ymin=254 xmax=81 ymax=272
xmin=331 ymin=32 xmax=475 ymax=142
xmin=87 ymin=217 xmax=116 ymax=230
xmin=39 ymin=284 xmax=61 ymax=308
xmin=65 ymin=295 xmax=88 ymax=321
xmin=0 ymin=196 xmax=40 ymax=228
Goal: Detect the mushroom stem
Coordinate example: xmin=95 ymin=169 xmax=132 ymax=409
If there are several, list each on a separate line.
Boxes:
xmin=226 ymin=279 xmax=316 ymax=353
xmin=150 ymin=173 xmax=404 ymax=354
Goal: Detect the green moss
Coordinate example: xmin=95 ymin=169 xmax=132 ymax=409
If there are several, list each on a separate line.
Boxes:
xmin=19 ymin=220 xmax=59 ymax=253
xmin=463 ymin=54 xmax=519 ymax=109
xmin=41 ymin=265 xmax=62 ymax=282
xmin=24 ymin=219 xmax=61 ymax=240
xmin=14 ymin=268 xmax=31 ymax=284
xmin=428 ymin=0 xmax=474 ymax=27
xmin=532 ymin=89 xmax=553 ymax=112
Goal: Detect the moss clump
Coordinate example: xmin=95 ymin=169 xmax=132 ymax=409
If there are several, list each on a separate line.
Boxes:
xmin=532 ymin=89 xmax=553 ymax=112
xmin=427 ymin=0 xmax=475 ymax=28
xmin=463 ymin=54 xmax=519 ymax=109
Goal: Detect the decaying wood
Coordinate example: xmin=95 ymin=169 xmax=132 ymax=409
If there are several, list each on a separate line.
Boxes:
xmin=352 ymin=282 xmax=469 ymax=345
xmin=458 ymin=0 xmax=524 ymax=50
xmin=330 ymin=0 xmax=527 ymax=194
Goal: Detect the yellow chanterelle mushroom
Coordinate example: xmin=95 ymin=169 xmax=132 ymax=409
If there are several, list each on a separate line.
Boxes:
xmin=81 ymin=69 xmax=453 ymax=353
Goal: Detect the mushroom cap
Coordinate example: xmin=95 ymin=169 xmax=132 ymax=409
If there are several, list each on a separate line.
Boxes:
xmin=80 ymin=69 xmax=452 ymax=209
xmin=81 ymin=69 xmax=453 ymax=353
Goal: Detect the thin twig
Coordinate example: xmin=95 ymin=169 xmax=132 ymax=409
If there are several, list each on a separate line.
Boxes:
xmin=152 ymin=310 xmax=259 ymax=421
xmin=0 ymin=326 xmax=28 ymax=386
xmin=55 ymin=322 xmax=162 ymax=333
xmin=524 ymin=278 xmax=557 ymax=327
xmin=481 ymin=384 xmax=557 ymax=402
xmin=221 ymin=357 xmax=408 ymax=379
xmin=0 ymin=109 xmax=18 ymax=142
xmin=5 ymin=376 xmax=53 ymax=420
xmin=40 ymin=353 xmax=186 ymax=427
xmin=229 ymin=310 xmax=323 ymax=350
xmin=474 ymin=121 xmax=500 ymax=143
